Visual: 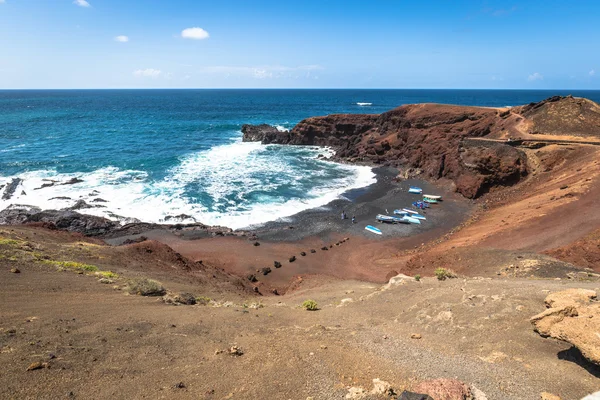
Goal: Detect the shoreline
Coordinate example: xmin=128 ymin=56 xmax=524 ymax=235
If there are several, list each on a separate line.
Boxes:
xmin=105 ymin=167 xmax=474 ymax=291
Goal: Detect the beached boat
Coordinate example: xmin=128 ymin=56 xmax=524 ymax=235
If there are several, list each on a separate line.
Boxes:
xmin=376 ymin=214 xmax=396 ymax=223
xmin=393 ymin=209 xmax=408 ymax=216
xmin=365 ymin=225 xmax=382 ymax=235
xmin=412 ymin=201 xmax=430 ymax=209
xmin=403 ymin=216 xmax=421 ymax=224
xmin=423 ymin=194 xmax=442 ymax=200
xmin=408 ymin=186 xmax=422 ymax=194
xmin=401 ymin=209 xmax=426 ymax=220
xmin=423 ymin=197 xmax=438 ymax=204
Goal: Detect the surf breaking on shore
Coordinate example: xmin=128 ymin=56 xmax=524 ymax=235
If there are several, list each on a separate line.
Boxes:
xmin=0 ymin=140 xmax=376 ymax=230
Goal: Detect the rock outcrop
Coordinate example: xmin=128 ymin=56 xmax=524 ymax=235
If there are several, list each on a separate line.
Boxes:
xmin=531 ymin=289 xmax=600 ymax=366
xmin=243 ymin=102 xmax=530 ymax=198
xmin=412 ymin=378 xmax=473 ymax=400
xmin=517 ymin=95 xmax=600 ymax=138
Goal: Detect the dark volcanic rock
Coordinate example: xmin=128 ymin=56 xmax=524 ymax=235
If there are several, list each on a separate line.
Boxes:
xmin=27 ymin=210 xmax=118 ymax=236
xmin=398 ymin=391 xmax=434 ymax=400
xmin=164 ymin=214 xmax=196 ymax=222
xmin=61 ymin=177 xmax=84 ymax=185
xmin=0 ymin=205 xmax=42 ymax=225
xmin=0 ymin=205 xmax=117 ymax=236
xmin=66 ymin=200 xmax=94 ymax=211
xmin=261 ymin=267 xmax=271 ymax=276
xmin=274 ymin=261 xmax=282 ymax=269
xmin=247 ymin=274 xmax=258 ymax=283
xmin=241 ymin=124 xmax=285 ymax=143
xmin=289 ymin=256 xmax=296 ymax=263
xmin=2 ymin=178 xmax=23 ymax=200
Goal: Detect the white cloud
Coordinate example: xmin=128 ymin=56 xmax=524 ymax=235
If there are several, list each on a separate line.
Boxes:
xmin=590 ymin=69 xmax=596 ymax=77
xmin=114 ymin=35 xmax=129 ymax=43
xmin=133 ymin=69 xmax=162 ymax=79
xmin=181 ymin=27 xmax=209 ymax=40
xmin=528 ymin=72 xmax=543 ymax=81
xmin=73 ymin=0 xmax=91 ymax=7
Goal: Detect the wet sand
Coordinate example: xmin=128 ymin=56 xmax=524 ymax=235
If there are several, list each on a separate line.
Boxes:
xmin=106 ymin=167 xmax=473 ymax=292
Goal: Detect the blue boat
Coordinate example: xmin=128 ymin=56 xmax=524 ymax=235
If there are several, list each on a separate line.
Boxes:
xmin=412 ymin=201 xmax=430 ymax=209
xmin=408 ymin=186 xmax=423 ymax=194
xmin=365 ymin=225 xmax=382 ymax=235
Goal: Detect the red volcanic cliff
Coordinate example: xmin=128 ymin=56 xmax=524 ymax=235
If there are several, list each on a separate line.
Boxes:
xmin=243 ymin=101 xmax=531 ymax=198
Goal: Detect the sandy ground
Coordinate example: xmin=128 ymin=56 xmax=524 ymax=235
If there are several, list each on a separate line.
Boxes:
xmin=1 ymin=248 xmax=598 ymax=400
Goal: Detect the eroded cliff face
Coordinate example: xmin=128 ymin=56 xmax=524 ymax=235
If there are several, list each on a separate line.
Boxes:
xmin=243 ymin=102 xmax=529 ymax=198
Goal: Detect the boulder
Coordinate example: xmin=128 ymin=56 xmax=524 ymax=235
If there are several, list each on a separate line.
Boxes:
xmin=289 ymin=256 xmax=296 ymax=263
xmin=274 ymin=261 xmax=282 ymax=269
xmin=413 ymin=378 xmax=472 ymax=400
xmin=531 ymin=289 xmax=600 ymax=366
xmin=261 ymin=267 xmax=271 ymax=276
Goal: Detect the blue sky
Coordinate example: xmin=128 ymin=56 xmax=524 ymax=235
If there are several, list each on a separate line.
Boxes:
xmin=0 ymin=0 xmax=599 ymax=89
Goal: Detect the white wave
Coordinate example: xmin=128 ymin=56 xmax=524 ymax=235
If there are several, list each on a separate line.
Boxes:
xmin=356 ymin=102 xmax=372 ymax=106
xmin=275 ymin=125 xmax=289 ymax=132
xmin=0 ymin=142 xmax=376 ymax=230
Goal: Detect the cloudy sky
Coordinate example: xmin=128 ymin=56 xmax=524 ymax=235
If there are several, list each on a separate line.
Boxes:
xmin=0 ymin=0 xmax=599 ymax=89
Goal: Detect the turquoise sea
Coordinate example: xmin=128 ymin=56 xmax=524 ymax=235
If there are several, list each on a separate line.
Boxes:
xmin=1 ymin=89 xmax=599 ymax=228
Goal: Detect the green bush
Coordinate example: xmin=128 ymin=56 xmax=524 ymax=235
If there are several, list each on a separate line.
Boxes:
xmin=196 ymin=296 xmax=211 ymax=306
xmin=127 ymin=278 xmax=166 ymax=296
xmin=434 ymin=268 xmax=457 ymax=281
xmin=302 ymin=300 xmax=318 ymax=311
xmin=414 ymin=274 xmax=421 ymax=281
xmin=45 ymin=260 xmax=99 ymax=272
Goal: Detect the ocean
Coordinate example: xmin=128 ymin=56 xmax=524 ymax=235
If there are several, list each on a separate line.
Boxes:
xmin=2 ymin=89 xmax=600 ymax=229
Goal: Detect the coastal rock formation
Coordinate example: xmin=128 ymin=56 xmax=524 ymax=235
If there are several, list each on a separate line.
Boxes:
xmin=531 ymin=289 xmax=600 ymax=366
xmin=243 ymin=102 xmax=531 ymax=198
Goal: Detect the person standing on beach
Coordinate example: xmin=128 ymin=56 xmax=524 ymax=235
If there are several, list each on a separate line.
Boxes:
xmin=341 ymin=210 xmax=346 ymax=220
xmin=352 ymin=215 xmax=356 ymax=224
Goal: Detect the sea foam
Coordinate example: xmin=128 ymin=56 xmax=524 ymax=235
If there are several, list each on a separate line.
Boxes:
xmin=0 ymin=141 xmax=375 ymax=230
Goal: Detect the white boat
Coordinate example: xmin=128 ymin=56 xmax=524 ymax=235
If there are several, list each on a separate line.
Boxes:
xmin=356 ymin=102 xmax=372 ymax=106
xmin=402 ymin=208 xmax=418 ymax=214
xmin=408 ymin=187 xmax=422 ymax=194
xmin=423 ymin=194 xmax=442 ymax=200
xmin=365 ymin=225 xmax=382 ymax=235
xmin=403 ymin=216 xmax=421 ymax=224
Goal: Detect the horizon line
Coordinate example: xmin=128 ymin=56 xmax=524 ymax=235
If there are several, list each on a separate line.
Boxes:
xmin=1 ymin=87 xmax=600 ymax=91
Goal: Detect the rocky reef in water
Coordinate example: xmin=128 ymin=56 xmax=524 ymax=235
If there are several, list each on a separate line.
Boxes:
xmin=243 ymin=96 xmax=598 ymax=198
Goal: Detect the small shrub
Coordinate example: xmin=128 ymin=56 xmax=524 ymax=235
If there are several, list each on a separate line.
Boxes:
xmin=415 ymin=274 xmax=421 ymax=281
xmin=0 ymin=238 xmax=21 ymax=246
xmin=302 ymin=300 xmax=318 ymax=311
xmin=97 ymin=271 xmax=118 ymax=279
xmin=127 ymin=278 xmax=166 ymax=296
xmin=195 ymin=296 xmax=211 ymax=306
xmin=435 ymin=268 xmax=457 ymax=281
xmin=44 ymin=260 xmax=99 ymax=273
